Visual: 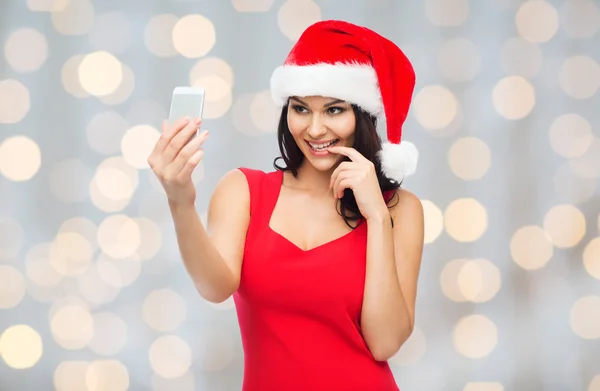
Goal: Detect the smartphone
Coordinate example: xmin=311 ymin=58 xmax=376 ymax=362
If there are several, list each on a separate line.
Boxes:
xmin=168 ymin=86 xmax=205 ymax=134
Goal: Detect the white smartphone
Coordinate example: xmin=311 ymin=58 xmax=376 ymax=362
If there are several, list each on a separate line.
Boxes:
xmin=168 ymin=86 xmax=205 ymax=133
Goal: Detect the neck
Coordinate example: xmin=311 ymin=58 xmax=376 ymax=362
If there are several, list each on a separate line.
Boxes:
xmin=286 ymin=161 xmax=334 ymax=193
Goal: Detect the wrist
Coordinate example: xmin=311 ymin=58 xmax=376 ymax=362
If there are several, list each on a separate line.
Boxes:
xmin=365 ymin=206 xmax=391 ymax=223
xmin=168 ymin=199 xmax=196 ymax=214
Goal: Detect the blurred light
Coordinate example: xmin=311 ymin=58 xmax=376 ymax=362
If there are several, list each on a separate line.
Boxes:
xmin=172 ymin=14 xmax=216 ymax=58
xmin=413 ymin=85 xmax=459 ymax=130
xmin=54 ymin=361 xmax=90 ymax=391
xmin=583 ymin=238 xmax=600 ymax=280
xmin=463 ymin=383 xmax=504 ymax=391
xmin=570 ymin=137 xmax=600 ymax=179
xmin=198 ymin=74 xmax=232 ymax=102
xmin=77 ymin=264 xmax=121 ymax=306
xmin=250 ymin=90 xmax=279 ymax=133
xmin=0 ymin=325 xmax=43 ymax=369
xmin=457 ymin=259 xmax=501 ymax=303
xmin=448 ymin=137 xmax=491 ymax=181
xmin=78 ymin=51 xmax=123 ymax=97
xmin=389 ymin=326 xmax=427 ymax=366
xmin=149 ymin=335 xmax=192 ymax=379
xmin=88 ymin=312 xmax=128 ymax=356
xmin=50 ymin=232 xmax=93 ymax=276
xmin=90 ymin=157 xmax=139 ymax=212
xmin=189 ymin=57 xmax=234 ymax=90
xmin=142 ymin=289 xmax=187 ymax=332
xmin=426 ymin=0 xmax=469 ymax=27
xmin=50 ymin=159 xmax=93 ymax=203
xmin=560 ymin=0 xmax=600 ymax=39
xmin=96 ymin=253 xmax=141 ymax=288
xmin=195 ymin=329 xmax=235 ymax=371
xmin=0 ymin=217 xmax=24 ymax=260
xmin=515 ymin=0 xmax=559 ymax=43
xmin=51 ymin=0 xmax=95 ymax=36
xmin=58 ymin=217 xmax=99 ymax=253
xmin=549 ymin=114 xmax=593 ymax=159
xmin=277 ymin=0 xmax=322 ymax=41
xmin=437 ymin=38 xmax=481 ymax=82
xmin=444 ymin=198 xmax=488 ymax=242
xmin=559 ymin=56 xmax=600 ymax=100
xmin=453 ymin=314 xmax=498 ymax=358
xmin=421 ymin=200 xmax=443 ymax=244
xmin=4 ymin=28 xmax=48 ymax=73
xmin=86 ymin=360 xmax=130 ymax=391
xmin=27 ymin=0 xmax=68 ymax=12
xmin=133 ymin=217 xmax=162 ymax=261
xmin=26 ymin=243 xmax=64 ymax=287
xmin=204 ymin=91 xmax=233 ymax=119
xmin=492 ymin=76 xmax=535 ymax=120
xmin=500 ymin=37 xmax=543 ymax=78
xmin=86 ymin=111 xmax=129 ymax=156
xmin=152 ymin=371 xmax=195 ymax=391
xmin=97 ymin=214 xmax=141 ymax=259
xmin=553 ymin=162 xmax=596 ymax=204
xmin=62 ymin=55 xmax=90 ymax=98
xmin=0 ymin=79 xmax=31 ymax=124
xmin=0 ymin=136 xmax=40 ymax=181
xmin=95 ymin=167 xmax=135 ymax=201
xmin=510 ymin=226 xmax=554 ymax=270
xmin=543 ymin=204 xmax=586 ymax=248
xmin=51 ymin=304 xmax=94 ymax=350
xmin=145 ymin=14 xmax=179 ymax=58
xmin=441 ymin=259 xmax=470 ymax=302
xmin=121 ymin=125 xmax=161 ymax=170
xmin=233 ymin=93 xmax=265 ymax=137
xmin=0 ymin=266 xmax=26 ymax=309
xmin=98 ymin=64 xmax=135 ymax=105
xmin=89 ymin=12 xmax=133 ymax=54
xmin=232 ymin=0 xmax=274 ymax=12
xmin=570 ymin=295 xmax=600 ymax=339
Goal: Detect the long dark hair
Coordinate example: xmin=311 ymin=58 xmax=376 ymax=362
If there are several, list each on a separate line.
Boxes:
xmin=273 ymin=103 xmax=401 ymax=228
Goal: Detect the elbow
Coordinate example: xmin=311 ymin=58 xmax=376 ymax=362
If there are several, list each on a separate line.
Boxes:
xmin=195 ymin=279 xmax=239 ymax=304
xmin=369 ymin=323 xmax=415 ymax=362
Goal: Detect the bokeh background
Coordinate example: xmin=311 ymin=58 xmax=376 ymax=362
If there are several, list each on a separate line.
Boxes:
xmin=1 ymin=0 xmax=600 ymax=390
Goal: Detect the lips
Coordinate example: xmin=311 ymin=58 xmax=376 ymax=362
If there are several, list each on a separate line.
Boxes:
xmin=306 ymin=139 xmax=339 ymax=152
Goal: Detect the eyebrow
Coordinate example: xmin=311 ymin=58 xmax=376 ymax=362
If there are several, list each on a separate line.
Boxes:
xmin=290 ymin=97 xmax=346 ymax=107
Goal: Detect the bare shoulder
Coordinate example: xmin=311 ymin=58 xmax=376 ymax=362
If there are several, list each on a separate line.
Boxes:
xmin=388 ymin=188 xmax=424 ymax=221
xmin=211 ymin=169 xmax=250 ymax=204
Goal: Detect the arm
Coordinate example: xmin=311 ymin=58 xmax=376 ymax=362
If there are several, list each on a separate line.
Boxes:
xmin=360 ymin=189 xmax=424 ymax=361
xmin=170 ymin=169 xmax=250 ymax=303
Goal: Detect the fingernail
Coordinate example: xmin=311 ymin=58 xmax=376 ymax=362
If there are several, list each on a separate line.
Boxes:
xmin=183 ymin=116 xmax=190 ymax=123
xmin=195 ymin=118 xmax=202 ymax=124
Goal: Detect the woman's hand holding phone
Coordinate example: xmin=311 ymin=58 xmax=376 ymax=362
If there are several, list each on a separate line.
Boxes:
xmin=147 ymin=116 xmax=209 ymax=207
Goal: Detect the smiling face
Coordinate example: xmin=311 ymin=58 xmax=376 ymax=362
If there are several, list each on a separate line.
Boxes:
xmin=287 ymin=95 xmax=356 ymax=173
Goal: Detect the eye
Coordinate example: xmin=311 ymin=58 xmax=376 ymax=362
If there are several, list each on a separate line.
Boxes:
xmin=326 ymin=106 xmax=346 ymax=115
xmin=291 ymin=105 xmax=308 ymax=114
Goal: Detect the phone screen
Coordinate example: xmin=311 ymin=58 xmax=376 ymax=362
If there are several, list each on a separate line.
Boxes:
xmin=168 ymin=89 xmax=205 ymax=124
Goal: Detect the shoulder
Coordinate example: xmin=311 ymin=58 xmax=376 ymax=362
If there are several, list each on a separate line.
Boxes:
xmin=388 ymin=188 xmax=424 ymax=221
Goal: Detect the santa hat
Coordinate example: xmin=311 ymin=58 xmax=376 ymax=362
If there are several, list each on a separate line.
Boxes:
xmin=270 ymin=20 xmax=418 ymax=183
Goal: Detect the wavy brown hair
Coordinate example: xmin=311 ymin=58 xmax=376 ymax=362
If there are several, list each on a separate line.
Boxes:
xmin=273 ymin=102 xmax=401 ymax=228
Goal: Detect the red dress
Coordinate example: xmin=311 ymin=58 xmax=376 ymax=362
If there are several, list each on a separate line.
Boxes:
xmin=233 ymin=168 xmax=400 ymax=391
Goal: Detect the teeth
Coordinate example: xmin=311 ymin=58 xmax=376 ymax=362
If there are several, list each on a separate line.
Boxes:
xmin=309 ymin=140 xmax=337 ymax=150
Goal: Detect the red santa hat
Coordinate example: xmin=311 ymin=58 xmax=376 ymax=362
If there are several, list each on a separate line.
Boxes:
xmin=270 ymin=20 xmax=418 ymax=183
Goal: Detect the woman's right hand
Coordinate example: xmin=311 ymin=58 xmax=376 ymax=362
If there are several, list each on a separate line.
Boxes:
xmin=147 ymin=116 xmax=210 ymax=207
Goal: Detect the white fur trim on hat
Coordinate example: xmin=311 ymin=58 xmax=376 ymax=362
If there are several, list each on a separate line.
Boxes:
xmin=377 ymin=141 xmax=418 ymax=183
xmin=270 ymin=63 xmax=383 ymax=115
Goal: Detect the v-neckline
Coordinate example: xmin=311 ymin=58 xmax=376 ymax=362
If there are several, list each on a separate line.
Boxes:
xmin=266 ymin=170 xmax=361 ymax=254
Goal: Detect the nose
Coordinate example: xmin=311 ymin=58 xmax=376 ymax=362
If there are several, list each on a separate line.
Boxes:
xmin=307 ymin=115 xmax=327 ymax=139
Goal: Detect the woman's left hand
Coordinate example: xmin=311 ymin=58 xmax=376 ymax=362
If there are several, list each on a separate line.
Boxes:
xmin=328 ymin=146 xmax=389 ymax=221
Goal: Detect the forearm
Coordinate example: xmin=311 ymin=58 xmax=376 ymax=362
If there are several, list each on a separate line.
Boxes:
xmin=361 ymin=212 xmax=413 ymax=361
xmin=169 ymin=201 xmax=237 ymax=302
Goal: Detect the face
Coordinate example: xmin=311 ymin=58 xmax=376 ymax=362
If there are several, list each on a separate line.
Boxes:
xmin=287 ymin=95 xmax=356 ymax=172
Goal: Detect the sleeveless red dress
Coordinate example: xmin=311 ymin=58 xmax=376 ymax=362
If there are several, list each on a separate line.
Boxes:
xmin=233 ymin=168 xmax=400 ymax=391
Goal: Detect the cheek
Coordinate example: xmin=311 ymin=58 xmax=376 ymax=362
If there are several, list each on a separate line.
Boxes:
xmin=287 ymin=113 xmax=307 ymax=136
xmin=332 ymin=116 xmax=356 ymax=140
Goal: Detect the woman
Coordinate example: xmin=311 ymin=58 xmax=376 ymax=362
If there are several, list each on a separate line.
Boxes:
xmin=149 ymin=20 xmax=424 ymax=391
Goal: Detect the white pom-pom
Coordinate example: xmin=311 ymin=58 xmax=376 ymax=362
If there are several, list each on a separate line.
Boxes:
xmin=377 ymin=141 xmax=419 ymax=183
